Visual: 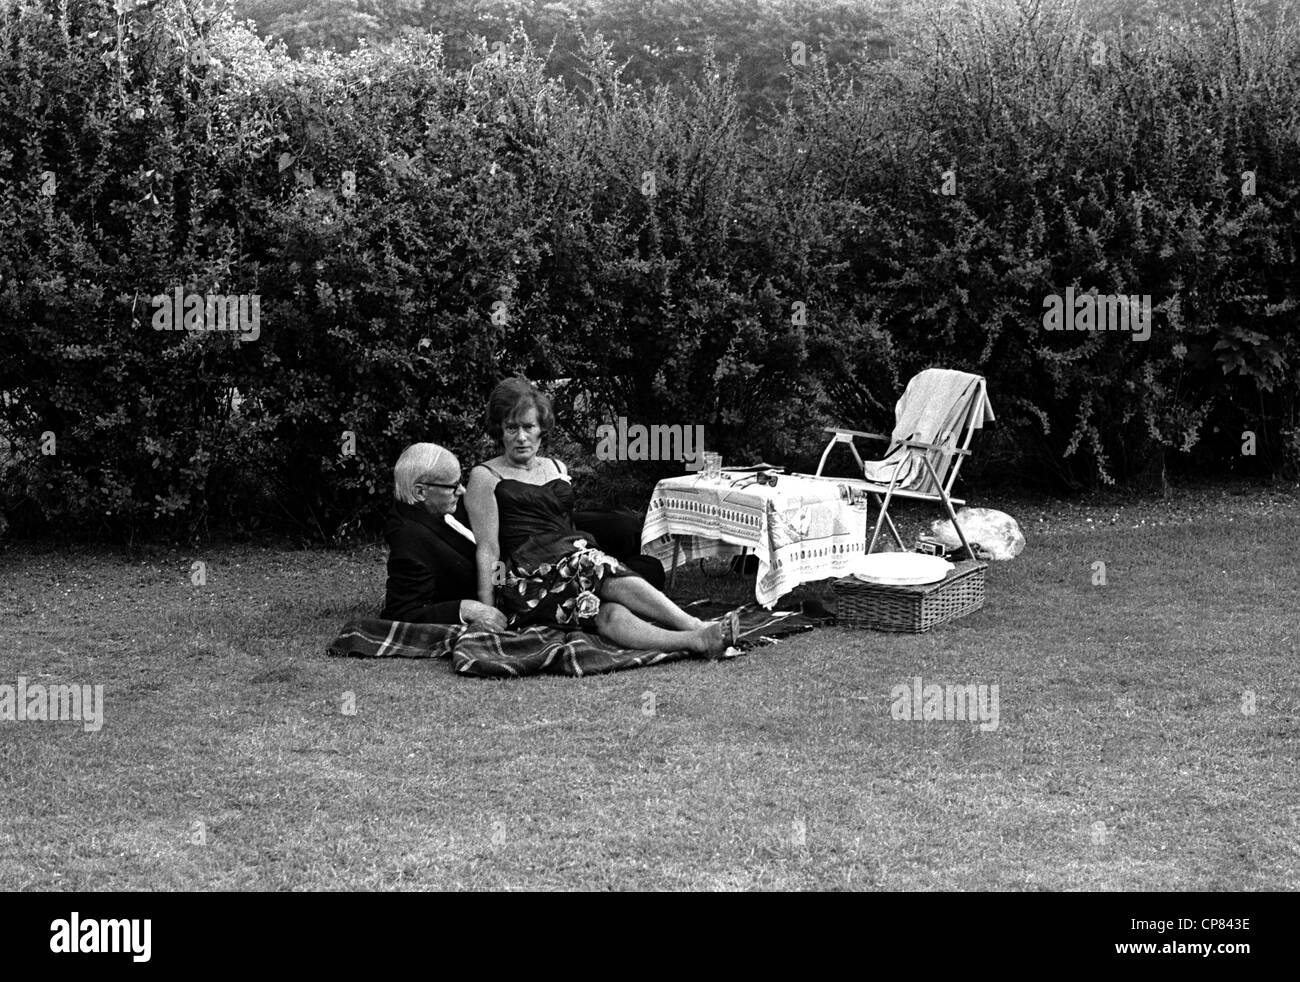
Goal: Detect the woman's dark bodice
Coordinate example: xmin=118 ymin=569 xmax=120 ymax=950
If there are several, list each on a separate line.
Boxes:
xmin=493 ymin=476 xmax=576 ymax=559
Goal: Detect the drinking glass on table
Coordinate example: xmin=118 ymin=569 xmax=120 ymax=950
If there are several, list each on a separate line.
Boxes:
xmin=703 ymin=452 xmax=722 ymax=482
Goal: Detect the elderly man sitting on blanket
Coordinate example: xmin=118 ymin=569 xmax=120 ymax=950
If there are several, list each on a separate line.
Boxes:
xmin=381 ymin=442 xmax=666 ymax=630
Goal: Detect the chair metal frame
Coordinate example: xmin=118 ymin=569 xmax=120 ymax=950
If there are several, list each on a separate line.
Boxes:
xmin=813 ymin=375 xmax=988 ymax=558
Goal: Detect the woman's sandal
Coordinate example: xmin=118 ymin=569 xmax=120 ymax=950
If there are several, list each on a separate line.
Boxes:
xmin=704 ymin=609 xmax=743 ymax=659
xmin=723 ymin=609 xmax=742 ymax=648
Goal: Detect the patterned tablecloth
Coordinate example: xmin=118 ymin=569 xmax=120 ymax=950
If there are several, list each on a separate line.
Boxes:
xmin=641 ymin=471 xmax=871 ymax=607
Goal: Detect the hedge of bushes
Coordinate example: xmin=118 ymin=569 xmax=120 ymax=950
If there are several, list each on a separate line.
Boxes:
xmin=1 ymin=0 xmax=1297 ymax=542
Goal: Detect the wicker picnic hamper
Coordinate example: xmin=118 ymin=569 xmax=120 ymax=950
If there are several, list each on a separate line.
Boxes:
xmin=832 ymin=559 xmax=987 ymax=632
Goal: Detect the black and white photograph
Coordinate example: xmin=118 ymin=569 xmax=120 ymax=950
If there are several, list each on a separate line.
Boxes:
xmin=0 ymin=0 xmax=1292 ymax=947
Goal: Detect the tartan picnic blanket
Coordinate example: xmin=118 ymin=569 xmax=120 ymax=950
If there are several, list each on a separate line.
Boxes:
xmin=327 ymin=603 xmax=825 ymax=678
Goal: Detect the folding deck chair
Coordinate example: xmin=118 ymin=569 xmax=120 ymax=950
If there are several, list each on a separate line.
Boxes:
xmin=812 ymin=368 xmax=994 ymax=557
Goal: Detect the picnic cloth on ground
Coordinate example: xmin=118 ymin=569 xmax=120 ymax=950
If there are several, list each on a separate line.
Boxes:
xmin=859 ymin=368 xmax=995 ymax=490
xmin=327 ymin=605 xmax=823 ymax=678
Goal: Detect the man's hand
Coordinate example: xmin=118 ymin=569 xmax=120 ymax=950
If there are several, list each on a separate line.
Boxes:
xmin=459 ymin=600 xmax=508 ymax=632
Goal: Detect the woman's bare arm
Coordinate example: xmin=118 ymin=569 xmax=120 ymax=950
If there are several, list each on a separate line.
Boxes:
xmin=464 ymin=464 xmax=502 ymax=605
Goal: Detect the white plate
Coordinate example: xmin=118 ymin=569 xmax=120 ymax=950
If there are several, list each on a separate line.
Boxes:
xmin=849 ymin=552 xmax=953 ymax=585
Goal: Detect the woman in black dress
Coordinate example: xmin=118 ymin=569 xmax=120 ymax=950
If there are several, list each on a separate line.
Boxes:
xmin=464 ymin=378 xmax=739 ymax=656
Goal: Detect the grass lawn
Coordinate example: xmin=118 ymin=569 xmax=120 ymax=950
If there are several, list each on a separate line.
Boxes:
xmin=2 ymin=482 xmax=1298 ymax=890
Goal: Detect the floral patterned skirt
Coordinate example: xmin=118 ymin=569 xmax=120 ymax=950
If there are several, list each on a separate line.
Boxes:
xmin=498 ymin=531 xmax=642 ymax=629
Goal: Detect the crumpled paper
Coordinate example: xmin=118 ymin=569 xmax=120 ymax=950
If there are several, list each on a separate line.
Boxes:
xmin=930 ymin=507 xmax=1025 ymax=560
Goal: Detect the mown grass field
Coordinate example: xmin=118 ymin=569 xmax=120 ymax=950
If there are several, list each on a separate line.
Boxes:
xmin=1 ymin=483 xmax=1297 ymax=890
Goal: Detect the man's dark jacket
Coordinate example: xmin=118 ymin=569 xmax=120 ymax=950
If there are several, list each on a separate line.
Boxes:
xmin=381 ymin=501 xmax=664 ymax=624
xmin=381 ymin=500 xmax=478 ymax=623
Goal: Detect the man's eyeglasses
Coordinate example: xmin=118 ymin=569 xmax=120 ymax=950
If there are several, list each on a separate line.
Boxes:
xmin=417 ymin=479 xmax=463 ymax=491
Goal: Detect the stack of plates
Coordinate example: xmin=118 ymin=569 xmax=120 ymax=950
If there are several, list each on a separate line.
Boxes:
xmin=849 ymin=552 xmax=953 ymax=586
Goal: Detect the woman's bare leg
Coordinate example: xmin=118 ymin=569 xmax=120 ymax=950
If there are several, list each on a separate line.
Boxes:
xmin=594 ymin=602 xmax=723 ymax=654
xmin=597 ymin=575 xmax=706 ymax=631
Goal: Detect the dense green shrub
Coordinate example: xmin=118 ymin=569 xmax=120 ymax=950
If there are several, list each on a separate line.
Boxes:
xmin=1 ymin=0 xmax=1297 ymax=544
xmin=783 ymin=0 xmax=1300 ymax=488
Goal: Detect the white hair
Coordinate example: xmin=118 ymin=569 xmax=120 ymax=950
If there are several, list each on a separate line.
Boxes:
xmin=393 ymin=443 xmax=449 ymax=504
